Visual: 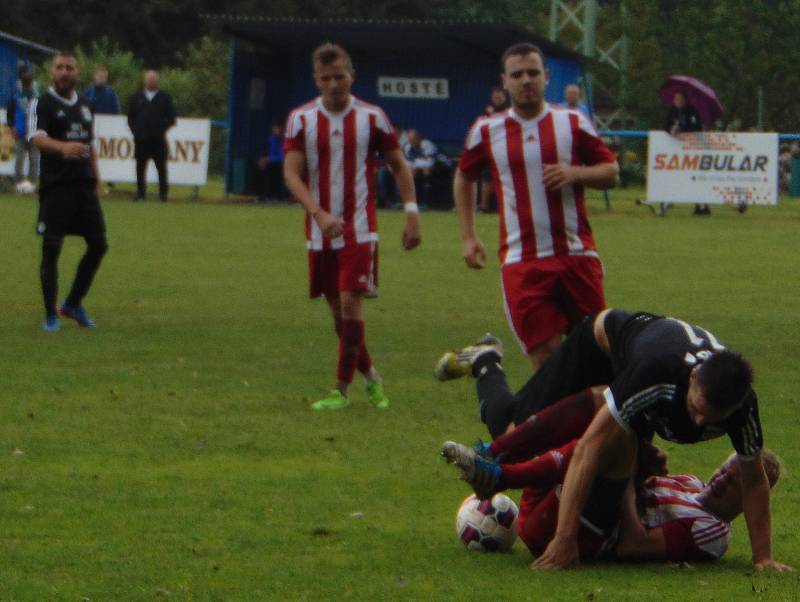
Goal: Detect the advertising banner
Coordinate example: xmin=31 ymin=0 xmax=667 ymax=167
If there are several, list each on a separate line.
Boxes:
xmin=646 ymin=131 xmax=778 ymax=205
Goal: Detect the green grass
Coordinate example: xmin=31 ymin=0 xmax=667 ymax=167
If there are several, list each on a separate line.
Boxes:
xmin=1 ymin=188 xmax=800 ymax=600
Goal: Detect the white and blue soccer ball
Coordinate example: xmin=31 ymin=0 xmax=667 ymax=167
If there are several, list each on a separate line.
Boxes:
xmin=456 ymin=493 xmax=519 ymax=552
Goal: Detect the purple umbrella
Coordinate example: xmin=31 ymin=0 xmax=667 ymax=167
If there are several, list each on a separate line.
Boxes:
xmin=659 ymin=75 xmax=724 ymax=126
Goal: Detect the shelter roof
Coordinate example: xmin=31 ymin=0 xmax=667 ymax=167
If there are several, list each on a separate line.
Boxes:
xmin=0 ymin=30 xmax=57 ymax=55
xmin=203 ymin=15 xmax=583 ymax=61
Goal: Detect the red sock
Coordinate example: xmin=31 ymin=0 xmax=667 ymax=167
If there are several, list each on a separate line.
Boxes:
xmin=334 ymin=316 xmax=372 ymax=375
xmin=357 ymin=340 xmax=372 ymax=374
xmin=499 ymin=440 xmax=577 ymax=490
xmin=337 ymin=319 xmax=364 ymax=384
xmin=489 ymin=388 xmax=595 ymax=462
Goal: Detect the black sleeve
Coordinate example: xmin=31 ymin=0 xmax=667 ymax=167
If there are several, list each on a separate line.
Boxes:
xmin=7 ymin=97 xmax=16 ymax=126
xmin=31 ymin=97 xmax=50 ymax=138
xmin=605 ymin=357 xmax=677 ymax=433
xmin=164 ymin=93 xmax=176 ymax=129
xmin=726 ymin=390 xmax=763 ymax=459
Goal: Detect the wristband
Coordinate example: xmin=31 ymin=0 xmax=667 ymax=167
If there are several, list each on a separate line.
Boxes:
xmin=404 ymin=202 xmax=419 ymax=214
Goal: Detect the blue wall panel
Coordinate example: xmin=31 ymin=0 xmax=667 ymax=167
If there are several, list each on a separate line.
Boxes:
xmin=0 ymin=42 xmax=19 ymax=108
xmin=227 ymin=43 xmax=583 ymax=193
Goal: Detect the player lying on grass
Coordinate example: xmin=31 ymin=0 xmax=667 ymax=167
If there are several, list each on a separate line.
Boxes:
xmin=442 ymin=437 xmax=781 ymax=564
xmin=435 ymin=309 xmax=792 ymax=571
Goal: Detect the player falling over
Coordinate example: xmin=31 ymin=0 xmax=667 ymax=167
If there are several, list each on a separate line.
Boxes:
xmin=442 ymin=435 xmax=781 ymax=564
xmin=435 ymin=309 xmax=792 ymax=571
xmin=283 ymin=43 xmax=421 ymax=410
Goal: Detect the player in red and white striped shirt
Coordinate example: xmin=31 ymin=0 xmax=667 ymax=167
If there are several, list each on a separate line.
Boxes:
xmin=284 ymin=43 xmax=421 ymax=411
xmin=453 ymin=43 xmax=618 ymax=369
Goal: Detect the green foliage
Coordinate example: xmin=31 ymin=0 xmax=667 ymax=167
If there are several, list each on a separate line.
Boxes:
xmin=74 ymin=37 xmax=144 ymax=109
xmin=1 ymin=189 xmax=800 ymax=599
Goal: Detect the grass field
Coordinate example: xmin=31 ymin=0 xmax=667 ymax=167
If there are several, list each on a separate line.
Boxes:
xmin=2 ymin=186 xmax=800 ymax=601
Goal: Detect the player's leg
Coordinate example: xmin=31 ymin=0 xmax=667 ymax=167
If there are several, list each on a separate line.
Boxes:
xmin=488 ymin=387 xmax=603 ymax=462
xmin=560 ymin=255 xmax=606 ymax=333
xmin=40 ymin=234 xmax=64 ymax=331
xmin=500 ymin=258 xmax=566 ymax=370
xmin=60 ymin=187 xmax=108 ymax=328
xmin=134 ymin=142 xmax=148 ymax=200
xmin=154 ymin=138 xmax=169 ymax=201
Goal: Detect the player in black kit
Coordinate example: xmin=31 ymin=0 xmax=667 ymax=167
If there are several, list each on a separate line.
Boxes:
xmin=437 ymin=309 xmax=792 ymax=572
xmin=29 ymin=51 xmax=108 ymax=332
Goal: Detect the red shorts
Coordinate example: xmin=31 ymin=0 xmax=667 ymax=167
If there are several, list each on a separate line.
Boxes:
xmin=308 ymin=242 xmax=378 ymax=298
xmin=501 ymin=255 xmax=605 ymax=353
xmin=517 ymin=487 xmax=612 ymax=560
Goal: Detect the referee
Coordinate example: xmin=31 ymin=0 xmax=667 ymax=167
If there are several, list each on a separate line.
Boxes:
xmin=29 ymin=51 xmax=108 ymax=332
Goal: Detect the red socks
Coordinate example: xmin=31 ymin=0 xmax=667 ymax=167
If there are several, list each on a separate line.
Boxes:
xmin=489 ymin=388 xmax=596 ymax=462
xmin=499 ymin=440 xmax=577 ymax=490
xmin=337 ymin=319 xmax=369 ymax=384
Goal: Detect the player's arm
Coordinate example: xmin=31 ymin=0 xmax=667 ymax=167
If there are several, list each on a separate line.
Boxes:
xmin=30 ymin=132 xmax=88 ymax=158
xmin=542 ymin=161 xmax=618 ymax=192
xmin=532 ymin=402 xmax=635 ymax=570
xmin=283 ymin=149 xmax=343 ymax=239
xmin=383 ymin=147 xmax=421 ymax=251
xmin=453 ymin=167 xmax=486 ymax=269
xmin=740 ymin=452 xmax=793 ymax=571
xmin=615 ymin=482 xmax=667 ymax=559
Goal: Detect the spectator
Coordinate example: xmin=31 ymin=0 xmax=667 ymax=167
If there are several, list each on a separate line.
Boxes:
xmin=403 ymin=128 xmax=449 ymax=207
xmin=478 ymin=87 xmax=509 ymax=213
xmin=257 ymin=119 xmax=286 ymax=203
xmin=484 ymin=86 xmax=509 ymax=116
xmin=562 ymin=83 xmax=592 ymax=121
xmin=83 ymin=66 xmax=120 ymax=115
xmin=6 ymin=67 xmax=40 ymax=191
xmin=664 ymin=91 xmax=708 ymax=215
xmin=127 ymin=69 xmax=176 ymax=202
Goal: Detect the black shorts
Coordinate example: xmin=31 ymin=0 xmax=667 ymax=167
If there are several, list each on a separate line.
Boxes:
xmin=37 ymin=182 xmax=106 ymax=238
xmin=512 ymin=313 xmax=614 ymax=423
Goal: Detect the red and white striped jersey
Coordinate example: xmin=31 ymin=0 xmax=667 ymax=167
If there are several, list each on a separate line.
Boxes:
xmin=284 ymin=96 xmax=399 ymax=251
xmin=458 ymin=104 xmax=615 ymax=265
xmin=640 ymin=474 xmax=731 ymax=561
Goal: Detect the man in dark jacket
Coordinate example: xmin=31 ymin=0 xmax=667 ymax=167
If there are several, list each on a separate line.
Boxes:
xmin=664 ymin=91 xmax=709 ymax=215
xmin=83 ymin=66 xmax=120 ymax=115
xmin=127 ymin=69 xmax=176 ymax=201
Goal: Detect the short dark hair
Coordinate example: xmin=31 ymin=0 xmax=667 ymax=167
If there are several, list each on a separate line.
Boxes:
xmin=54 ymin=50 xmax=77 ymax=60
xmin=312 ymin=43 xmax=354 ymax=73
xmin=501 ymin=43 xmax=545 ymax=72
xmin=697 ymin=350 xmax=753 ymax=412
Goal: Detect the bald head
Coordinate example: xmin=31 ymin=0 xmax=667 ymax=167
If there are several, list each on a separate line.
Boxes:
xmin=144 ymin=70 xmax=160 ymax=92
xmin=564 ymin=84 xmax=581 ymax=107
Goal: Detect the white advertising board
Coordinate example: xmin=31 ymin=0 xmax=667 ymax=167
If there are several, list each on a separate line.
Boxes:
xmin=1 ymin=112 xmax=210 ymax=185
xmin=646 ymin=131 xmax=778 ymax=205
xmin=95 ymin=115 xmax=210 ymax=186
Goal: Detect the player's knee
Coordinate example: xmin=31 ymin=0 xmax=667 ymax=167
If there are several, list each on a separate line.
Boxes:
xmin=87 ymin=237 xmax=109 ymax=258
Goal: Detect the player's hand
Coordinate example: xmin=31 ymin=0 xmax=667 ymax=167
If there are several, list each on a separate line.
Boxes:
xmin=402 ymin=212 xmax=421 ymax=250
xmin=542 ymin=163 xmax=579 ymax=191
xmin=754 ymin=559 xmax=795 ymax=572
xmin=314 ymin=209 xmax=344 ymax=239
xmin=257 ymin=156 xmax=269 ymax=170
xmin=62 ymin=141 xmax=90 ymax=158
xmin=531 ymin=536 xmax=579 ymax=570
xmin=462 ymin=238 xmax=486 ymax=269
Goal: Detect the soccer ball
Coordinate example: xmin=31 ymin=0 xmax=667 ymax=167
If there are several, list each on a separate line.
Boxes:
xmin=15 ymin=179 xmax=36 ymax=195
xmin=456 ymin=493 xmax=519 ymax=552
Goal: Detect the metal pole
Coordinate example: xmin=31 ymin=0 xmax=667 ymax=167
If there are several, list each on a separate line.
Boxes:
xmin=757 ymin=85 xmax=764 ymax=131
xmin=549 ymin=0 xmax=560 ymax=41
xmin=223 ymin=36 xmax=237 ymax=200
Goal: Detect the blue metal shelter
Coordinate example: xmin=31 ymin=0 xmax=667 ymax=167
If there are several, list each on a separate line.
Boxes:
xmin=0 ymin=31 xmax=56 ymax=109
xmin=208 ymin=16 xmax=588 ymax=194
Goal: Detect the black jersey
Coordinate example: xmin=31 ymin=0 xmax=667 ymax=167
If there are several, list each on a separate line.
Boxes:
xmin=28 ymin=87 xmax=95 ymax=192
xmin=603 ymin=311 xmax=762 ymax=459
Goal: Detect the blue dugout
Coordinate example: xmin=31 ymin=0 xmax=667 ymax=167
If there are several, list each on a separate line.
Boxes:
xmin=208 ymin=16 xmax=588 ymax=195
xmin=0 ymin=31 xmax=56 ymax=109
